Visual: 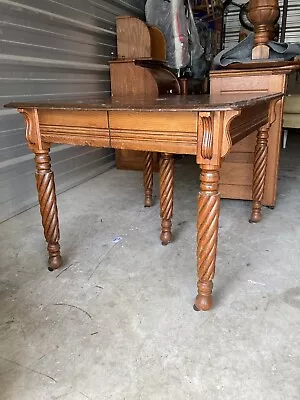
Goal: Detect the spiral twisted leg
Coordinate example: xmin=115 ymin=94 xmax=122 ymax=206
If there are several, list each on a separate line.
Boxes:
xmin=159 ymin=153 xmax=174 ymax=245
xmin=35 ymin=149 xmax=62 ymax=270
xmin=250 ymin=126 xmax=269 ymax=223
xmin=143 ymin=151 xmax=153 ymax=207
xmin=194 ymin=168 xmax=220 ymax=311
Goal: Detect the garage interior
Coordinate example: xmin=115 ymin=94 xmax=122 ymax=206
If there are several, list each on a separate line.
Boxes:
xmin=0 ymin=1 xmax=299 ymax=399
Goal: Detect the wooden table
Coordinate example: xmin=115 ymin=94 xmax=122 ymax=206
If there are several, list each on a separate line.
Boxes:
xmin=5 ymin=93 xmax=282 ymax=311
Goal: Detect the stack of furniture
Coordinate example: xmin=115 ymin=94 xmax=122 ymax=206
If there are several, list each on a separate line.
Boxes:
xmin=113 ymin=1 xmax=300 ymax=208
xmin=110 ymin=16 xmax=182 ymax=206
xmin=210 ymin=0 xmax=300 ymax=207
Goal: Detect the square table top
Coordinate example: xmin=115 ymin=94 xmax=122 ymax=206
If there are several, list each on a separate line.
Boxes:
xmin=5 ymin=93 xmax=282 ymax=113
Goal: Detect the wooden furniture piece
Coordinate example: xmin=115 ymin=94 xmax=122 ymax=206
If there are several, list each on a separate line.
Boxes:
xmin=6 ymin=92 xmax=282 ymax=311
xmin=210 ymin=64 xmax=299 ymax=206
xmin=114 ymin=1 xmax=296 ymax=210
xmin=110 ymin=16 xmax=182 ymax=206
xmin=209 ymin=0 xmax=300 ymax=206
xmin=116 ymin=15 xmax=166 ymax=62
xmin=248 ymin=0 xmax=280 ymax=59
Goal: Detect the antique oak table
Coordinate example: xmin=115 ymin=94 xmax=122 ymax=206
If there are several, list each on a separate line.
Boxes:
xmin=5 ymin=93 xmax=282 ymax=311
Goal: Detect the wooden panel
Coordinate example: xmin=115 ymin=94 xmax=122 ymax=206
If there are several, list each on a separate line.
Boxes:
xmin=230 ymin=132 xmax=256 ymax=153
xmin=220 ymin=184 xmax=252 ymax=200
xmin=110 ymin=62 xmax=159 ymax=97
xmin=220 ymin=162 xmax=253 ymax=185
xmin=38 ymin=109 xmax=110 ymax=147
xmin=115 ymin=150 xmax=159 ymax=171
xmin=38 ymin=109 xmax=108 ymax=128
xmin=223 ymin=152 xmax=254 ymax=163
xmin=263 ymin=82 xmax=286 ymax=206
xmin=110 ymin=130 xmax=197 ymax=154
xmin=211 ymin=76 xmax=270 ymax=94
xmin=109 ymin=111 xmax=197 ymax=132
xmin=230 ymin=104 xmax=268 ymax=145
xmin=109 ymin=111 xmax=197 ymax=154
xmin=148 ymin=26 xmax=166 ymax=62
xmin=116 ymin=16 xmax=151 ymax=59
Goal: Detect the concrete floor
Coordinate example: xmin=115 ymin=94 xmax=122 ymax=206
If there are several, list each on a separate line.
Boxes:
xmin=0 ymin=133 xmax=300 ymax=400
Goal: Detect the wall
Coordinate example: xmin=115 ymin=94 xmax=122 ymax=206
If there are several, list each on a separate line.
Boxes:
xmin=0 ymin=0 xmax=145 ymax=222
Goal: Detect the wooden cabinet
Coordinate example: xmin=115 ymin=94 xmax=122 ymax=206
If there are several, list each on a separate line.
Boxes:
xmin=210 ymin=66 xmax=295 ymax=206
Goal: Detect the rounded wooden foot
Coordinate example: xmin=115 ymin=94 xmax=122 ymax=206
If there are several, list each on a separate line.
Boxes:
xmin=160 ymin=219 xmax=172 ymax=245
xmin=194 ymin=281 xmax=213 ymax=311
xmin=249 ymin=212 xmax=261 ymax=223
xmin=249 ymin=201 xmax=262 ymax=223
xmin=47 ymin=243 xmax=62 ymax=270
xmin=144 ymin=194 xmax=153 ymax=207
xmin=48 ymin=255 xmax=62 ymax=270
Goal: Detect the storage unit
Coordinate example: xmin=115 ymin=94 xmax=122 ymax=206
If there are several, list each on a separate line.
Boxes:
xmin=0 ymin=0 xmax=145 ymax=222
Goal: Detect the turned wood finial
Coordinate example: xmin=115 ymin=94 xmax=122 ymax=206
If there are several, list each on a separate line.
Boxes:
xmin=248 ymin=0 xmax=280 ymax=60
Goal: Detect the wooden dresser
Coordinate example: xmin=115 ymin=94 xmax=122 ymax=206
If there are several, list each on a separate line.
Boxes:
xmin=210 ymin=65 xmax=297 ymax=206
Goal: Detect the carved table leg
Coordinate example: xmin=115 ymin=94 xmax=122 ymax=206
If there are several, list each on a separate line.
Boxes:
xmin=250 ymin=125 xmax=269 ymax=223
xmin=143 ymin=151 xmax=153 ymax=207
xmin=35 ymin=149 xmax=62 ymax=271
xmin=160 ymin=153 xmax=174 ymax=245
xmin=194 ymin=167 xmax=221 ymax=311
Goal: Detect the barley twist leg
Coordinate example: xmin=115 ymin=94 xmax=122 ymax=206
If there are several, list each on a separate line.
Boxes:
xmin=250 ymin=126 xmax=269 ymax=223
xmin=143 ymin=151 xmax=153 ymax=207
xmin=160 ymin=153 xmax=174 ymax=246
xmin=35 ymin=149 xmax=62 ymax=271
xmin=194 ymin=168 xmax=220 ymax=311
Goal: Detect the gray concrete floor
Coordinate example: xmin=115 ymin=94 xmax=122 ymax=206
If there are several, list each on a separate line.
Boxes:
xmin=0 ymin=133 xmax=300 ymax=400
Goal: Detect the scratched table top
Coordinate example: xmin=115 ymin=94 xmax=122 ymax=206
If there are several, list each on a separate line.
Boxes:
xmin=5 ymin=93 xmax=282 ymax=112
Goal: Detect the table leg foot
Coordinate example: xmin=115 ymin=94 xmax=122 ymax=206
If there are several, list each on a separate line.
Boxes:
xmin=194 ymin=281 xmax=213 ymax=311
xmin=160 ymin=219 xmax=172 ymax=245
xmin=160 ymin=153 xmax=174 ymax=245
xmin=48 ymin=243 xmax=62 ymax=270
xmin=144 ymin=197 xmax=152 ymax=208
xmin=249 ymin=201 xmax=262 ymax=223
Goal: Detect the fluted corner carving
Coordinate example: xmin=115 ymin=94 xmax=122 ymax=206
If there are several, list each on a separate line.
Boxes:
xmin=159 ymin=153 xmax=174 ymax=245
xmin=18 ymin=108 xmax=35 ymax=147
xmin=143 ymin=151 xmax=153 ymax=207
xmin=18 ymin=107 xmax=47 ymax=152
xmin=35 ymin=150 xmax=62 ymax=270
xmin=200 ymin=116 xmax=213 ymax=160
